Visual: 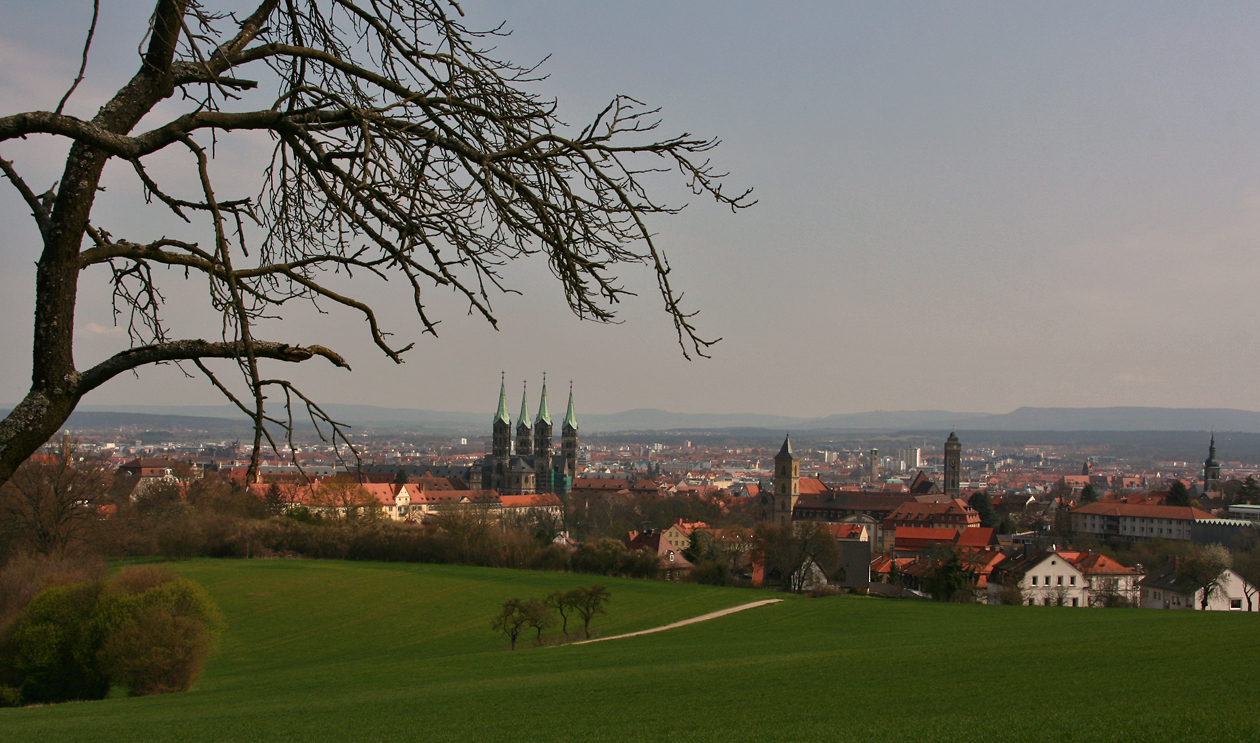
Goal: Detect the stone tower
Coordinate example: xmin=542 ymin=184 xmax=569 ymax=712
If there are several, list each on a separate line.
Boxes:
xmin=869 ymin=447 xmax=880 ymax=484
xmin=773 ymin=434 xmax=800 ymax=526
xmin=562 ymin=383 xmax=579 ymax=483
xmin=515 ymin=382 xmax=533 ymax=458
xmin=492 ymin=374 xmax=511 ymax=490
xmin=533 ymin=375 xmax=553 ymax=493
xmin=943 ymin=430 xmax=961 ymax=497
xmin=1204 ymin=433 xmax=1221 ymax=493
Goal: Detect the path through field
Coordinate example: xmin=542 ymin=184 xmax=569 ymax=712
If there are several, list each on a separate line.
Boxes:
xmin=572 ymin=599 xmax=783 ymax=645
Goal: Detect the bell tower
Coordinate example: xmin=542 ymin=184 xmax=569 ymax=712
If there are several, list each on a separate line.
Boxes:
xmin=773 ymin=434 xmax=800 ymax=526
xmin=1204 ymin=433 xmax=1221 ymax=493
xmin=533 ymin=374 xmax=553 ymax=493
xmin=943 ymin=430 xmax=961 ymax=497
xmin=562 ymin=382 xmax=579 ymax=484
xmin=516 ymin=381 xmax=533 ymax=458
xmin=492 ymin=373 xmax=511 ymax=490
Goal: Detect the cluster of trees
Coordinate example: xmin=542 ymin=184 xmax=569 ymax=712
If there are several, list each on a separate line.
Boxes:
xmin=491 ymin=585 xmax=610 ymax=650
xmin=0 ymin=560 xmax=223 ymax=706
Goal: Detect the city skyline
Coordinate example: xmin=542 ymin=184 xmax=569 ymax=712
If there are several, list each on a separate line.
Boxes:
xmin=2 ymin=1 xmax=1258 ymax=418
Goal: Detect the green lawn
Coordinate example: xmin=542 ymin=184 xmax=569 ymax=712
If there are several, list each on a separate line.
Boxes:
xmin=2 ymin=559 xmax=1258 ymax=742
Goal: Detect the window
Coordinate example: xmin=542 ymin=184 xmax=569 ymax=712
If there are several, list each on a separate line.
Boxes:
xmin=1231 ymin=599 xmax=1242 ymax=610
xmin=1057 ymin=576 xmax=1063 ymax=586
xmin=1071 ymin=598 xmax=1079 ymax=607
xmin=1031 ymin=576 xmax=1038 ymax=586
xmin=1069 ymin=576 xmax=1076 ymax=586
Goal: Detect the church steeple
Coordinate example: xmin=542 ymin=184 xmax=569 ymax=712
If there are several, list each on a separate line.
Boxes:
xmin=535 ymin=374 xmax=552 ymax=426
xmin=533 ymin=374 xmax=553 ymax=492
xmin=563 ymin=384 xmax=578 ymax=432
xmin=1204 ymin=432 xmax=1221 ymax=493
xmin=561 ymin=382 xmax=579 ymax=485
xmin=491 ymin=373 xmax=511 ymax=488
xmin=494 ymin=373 xmax=510 ymax=426
xmin=516 ymin=381 xmax=533 ymax=457
xmin=771 ymin=434 xmax=800 ymax=526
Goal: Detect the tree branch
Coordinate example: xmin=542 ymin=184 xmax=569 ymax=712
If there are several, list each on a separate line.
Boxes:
xmin=78 ymin=339 xmax=348 ymax=395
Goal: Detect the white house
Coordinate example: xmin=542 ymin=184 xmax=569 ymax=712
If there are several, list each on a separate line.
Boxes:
xmin=1138 ymin=558 xmax=1260 ymax=611
xmin=988 ymin=549 xmax=1141 ymax=607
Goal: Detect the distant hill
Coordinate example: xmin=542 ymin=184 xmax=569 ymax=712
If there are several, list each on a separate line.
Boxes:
xmin=7 ymin=404 xmax=1259 ymax=435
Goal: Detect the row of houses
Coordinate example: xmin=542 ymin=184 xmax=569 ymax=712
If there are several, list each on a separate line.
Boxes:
xmin=247 ymin=479 xmax=564 ymax=523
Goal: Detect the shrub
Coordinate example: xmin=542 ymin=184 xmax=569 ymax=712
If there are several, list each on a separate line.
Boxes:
xmin=2 ymin=581 xmax=110 ymax=704
xmin=0 ymin=566 xmax=223 ymax=704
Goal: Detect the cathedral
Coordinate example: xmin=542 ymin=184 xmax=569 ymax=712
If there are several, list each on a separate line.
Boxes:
xmin=468 ymin=375 xmax=579 ymax=496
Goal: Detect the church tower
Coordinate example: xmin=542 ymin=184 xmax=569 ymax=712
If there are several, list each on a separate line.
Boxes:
xmin=533 ymin=375 xmax=554 ymax=493
xmin=562 ymin=383 xmax=579 ymax=484
xmin=943 ymin=430 xmax=961 ymax=497
xmin=515 ymin=382 xmax=533 ymax=458
xmin=773 ymin=434 xmax=800 ymax=526
xmin=1204 ymin=433 xmax=1221 ymax=493
xmin=492 ymin=374 xmax=511 ymax=490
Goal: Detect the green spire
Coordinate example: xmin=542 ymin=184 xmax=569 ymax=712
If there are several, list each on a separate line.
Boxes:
xmin=535 ymin=374 xmax=552 ymax=426
xmin=563 ymin=382 xmax=578 ymax=431
xmin=518 ymin=381 xmax=532 ymax=428
xmin=494 ymin=373 xmax=510 ymax=425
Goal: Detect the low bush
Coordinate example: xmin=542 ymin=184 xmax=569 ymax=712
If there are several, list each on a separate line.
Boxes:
xmin=0 ymin=565 xmax=223 ymax=705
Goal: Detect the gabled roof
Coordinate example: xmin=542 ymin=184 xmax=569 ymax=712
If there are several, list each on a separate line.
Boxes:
xmin=798 ymin=477 xmax=829 ymax=495
xmin=499 ymin=493 xmax=562 ymax=508
xmin=955 ymin=527 xmax=997 ymax=548
xmin=1072 ymin=502 xmax=1212 ymax=520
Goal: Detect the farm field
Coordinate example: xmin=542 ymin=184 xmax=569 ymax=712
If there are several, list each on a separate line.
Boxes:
xmin=1 ymin=559 xmax=1258 ymax=743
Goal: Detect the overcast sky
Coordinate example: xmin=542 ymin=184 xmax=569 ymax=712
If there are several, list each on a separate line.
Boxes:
xmin=1 ymin=1 xmax=1258 ymax=418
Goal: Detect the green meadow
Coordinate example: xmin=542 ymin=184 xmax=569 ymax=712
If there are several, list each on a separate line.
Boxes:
xmin=2 ymin=559 xmax=1257 ymax=742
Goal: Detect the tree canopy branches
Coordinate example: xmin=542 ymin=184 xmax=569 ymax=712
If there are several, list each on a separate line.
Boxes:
xmin=0 ymin=0 xmax=751 ymax=486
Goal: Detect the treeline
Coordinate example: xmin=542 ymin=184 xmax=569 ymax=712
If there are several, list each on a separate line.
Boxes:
xmin=492 ymin=585 xmax=610 ymax=649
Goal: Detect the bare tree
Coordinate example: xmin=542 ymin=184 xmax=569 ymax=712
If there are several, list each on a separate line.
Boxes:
xmin=1177 ymin=544 xmax=1233 ymax=611
xmin=491 ymin=598 xmax=528 ymax=650
xmin=571 ymin=583 xmax=610 ymax=638
xmin=0 ymin=0 xmax=753 ymax=488
xmin=0 ymin=436 xmax=112 ymax=558
xmin=754 ymin=522 xmax=840 ymax=593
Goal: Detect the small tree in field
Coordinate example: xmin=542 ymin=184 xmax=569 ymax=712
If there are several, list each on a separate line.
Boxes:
xmin=572 ymin=585 xmax=611 ymax=639
xmin=491 ymin=599 xmax=529 ymax=650
xmin=521 ymin=598 xmax=554 ymax=646
xmin=546 ymin=590 xmax=577 ymax=638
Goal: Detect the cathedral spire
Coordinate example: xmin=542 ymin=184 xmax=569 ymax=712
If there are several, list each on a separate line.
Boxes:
xmin=563 ymin=382 xmax=578 ymax=431
xmin=536 ymin=373 xmax=552 ymax=425
xmin=518 ymin=381 xmax=532 ymax=429
xmin=494 ymin=372 xmax=510 ymax=425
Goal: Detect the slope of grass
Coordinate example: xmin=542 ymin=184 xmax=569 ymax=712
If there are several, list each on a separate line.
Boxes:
xmin=2 ymin=559 xmax=1258 ymax=742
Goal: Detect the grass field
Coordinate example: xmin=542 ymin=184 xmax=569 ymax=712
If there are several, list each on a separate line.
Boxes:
xmin=2 ymin=559 xmax=1258 ymax=742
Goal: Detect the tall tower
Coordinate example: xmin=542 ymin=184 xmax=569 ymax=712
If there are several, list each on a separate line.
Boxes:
xmin=492 ymin=373 xmax=511 ymax=490
xmin=773 ymin=434 xmax=800 ymax=526
xmin=869 ymin=448 xmax=880 ymax=484
xmin=943 ymin=430 xmax=961 ymax=497
xmin=515 ymin=382 xmax=533 ymax=458
xmin=533 ymin=375 xmax=553 ymax=493
xmin=562 ymin=383 xmax=579 ymax=483
xmin=1204 ymin=433 xmax=1221 ymax=493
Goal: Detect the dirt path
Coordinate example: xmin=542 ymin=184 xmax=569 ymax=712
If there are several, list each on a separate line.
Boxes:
xmin=571 ymin=599 xmax=782 ymax=645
